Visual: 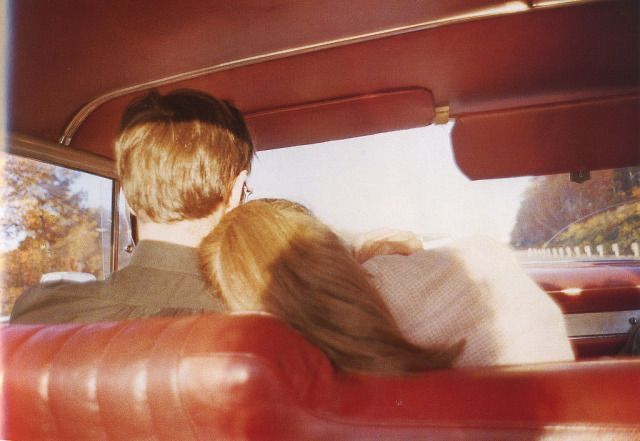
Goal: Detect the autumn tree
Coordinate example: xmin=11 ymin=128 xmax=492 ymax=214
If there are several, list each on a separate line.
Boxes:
xmin=554 ymin=203 xmax=639 ymax=252
xmin=1 ymin=153 xmax=106 ymax=315
xmin=510 ymin=167 xmax=640 ymax=248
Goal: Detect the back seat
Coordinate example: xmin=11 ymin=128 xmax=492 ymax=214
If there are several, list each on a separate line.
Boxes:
xmin=2 ymin=313 xmax=639 ymax=440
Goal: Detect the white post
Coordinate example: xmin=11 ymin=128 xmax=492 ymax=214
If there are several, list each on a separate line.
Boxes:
xmin=559 ymin=248 xmax=565 ymax=257
xmin=596 ymin=244 xmax=604 ymax=257
xmin=585 ymin=245 xmax=592 ymax=257
xmin=565 ymin=247 xmax=572 ymax=257
xmin=632 ymin=242 xmax=639 ymax=258
xmin=612 ymin=243 xmax=620 ymax=257
xmin=551 ymin=248 xmax=558 ymax=257
xmin=573 ymin=246 xmax=581 ymax=257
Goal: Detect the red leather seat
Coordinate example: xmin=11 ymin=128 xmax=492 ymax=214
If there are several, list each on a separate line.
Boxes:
xmin=2 ymin=313 xmax=639 ymax=440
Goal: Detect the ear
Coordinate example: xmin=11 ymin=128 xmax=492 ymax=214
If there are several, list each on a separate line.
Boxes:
xmin=226 ymin=170 xmax=249 ymax=212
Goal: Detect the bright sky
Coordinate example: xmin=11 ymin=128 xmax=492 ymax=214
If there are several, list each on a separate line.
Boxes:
xmin=3 ymin=123 xmax=531 ymax=252
xmin=248 ymin=123 xmax=532 ymax=245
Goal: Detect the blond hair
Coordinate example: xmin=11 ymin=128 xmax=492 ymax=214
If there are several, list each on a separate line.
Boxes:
xmin=115 ymin=89 xmax=254 ymax=223
xmin=199 ymin=199 xmax=462 ymax=375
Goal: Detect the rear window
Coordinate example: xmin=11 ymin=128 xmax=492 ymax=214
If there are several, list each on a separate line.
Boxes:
xmin=248 ymin=124 xmax=639 ymax=262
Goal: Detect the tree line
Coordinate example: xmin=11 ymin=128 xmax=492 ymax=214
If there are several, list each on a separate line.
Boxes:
xmin=510 ymin=167 xmax=640 ymax=252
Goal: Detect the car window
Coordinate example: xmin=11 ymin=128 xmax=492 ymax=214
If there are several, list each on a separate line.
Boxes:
xmin=249 ymin=124 xmax=640 ymax=262
xmin=0 ymin=152 xmax=114 ymax=318
xmin=117 ymin=190 xmax=135 ymax=270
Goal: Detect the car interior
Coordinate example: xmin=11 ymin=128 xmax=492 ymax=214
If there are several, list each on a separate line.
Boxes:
xmin=3 ymin=0 xmax=640 ymax=439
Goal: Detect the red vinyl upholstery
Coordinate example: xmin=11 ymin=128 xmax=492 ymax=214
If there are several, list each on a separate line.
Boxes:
xmin=2 ymin=313 xmax=639 ymax=440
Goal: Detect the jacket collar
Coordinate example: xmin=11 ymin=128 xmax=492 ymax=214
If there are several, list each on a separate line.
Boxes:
xmin=129 ymin=240 xmax=201 ymax=276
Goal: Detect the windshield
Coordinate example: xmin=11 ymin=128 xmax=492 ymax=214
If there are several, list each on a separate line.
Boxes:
xmin=248 ymin=124 xmax=640 ymax=262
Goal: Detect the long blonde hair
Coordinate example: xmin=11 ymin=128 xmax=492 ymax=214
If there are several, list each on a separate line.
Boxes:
xmin=199 ymin=199 xmax=462 ymax=375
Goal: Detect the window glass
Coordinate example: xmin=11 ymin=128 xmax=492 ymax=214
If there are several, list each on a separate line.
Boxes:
xmin=511 ymin=168 xmax=640 ymax=261
xmin=1 ymin=151 xmax=113 ymax=318
xmin=117 ymin=190 xmax=135 ymax=269
xmin=248 ymin=124 xmax=640 ymax=262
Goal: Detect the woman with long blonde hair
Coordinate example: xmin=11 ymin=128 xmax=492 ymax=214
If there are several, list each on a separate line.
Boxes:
xmin=199 ymin=198 xmax=462 ymax=375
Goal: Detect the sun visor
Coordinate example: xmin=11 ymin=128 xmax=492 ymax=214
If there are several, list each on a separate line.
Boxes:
xmin=246 ymin=89 xmax=435 ymax=150
xmin=451 ymin=94 xmax=640 ymax=180
xmin=70 ymin=88 xmax=435 ymax=157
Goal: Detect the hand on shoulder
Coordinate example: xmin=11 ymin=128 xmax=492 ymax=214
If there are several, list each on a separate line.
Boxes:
xmin=350 ymin=228 xmax=423 ymax=264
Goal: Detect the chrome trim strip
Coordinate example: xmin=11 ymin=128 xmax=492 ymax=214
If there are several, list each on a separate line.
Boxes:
xmin=532 ymin=0 xmax=608 ymax=7
xmin=565 ymin=310 xmax=640 ymax=337
xmin=110 ymin=180 xmax=120 ymax=273
xmin=6 ymin=132 xmax=117 ymax=179
xmin=59 ymin=0 xmax=611 ymax=146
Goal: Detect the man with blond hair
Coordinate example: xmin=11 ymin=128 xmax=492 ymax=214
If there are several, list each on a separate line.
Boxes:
xmin=11 ymin=89 xmax=254 ymax=323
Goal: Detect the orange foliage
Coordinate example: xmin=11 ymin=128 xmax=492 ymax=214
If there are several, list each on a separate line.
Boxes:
xmin=1 ymin=153 xmax=108 ymax=316
xmin=511 ymin=167 xmax=640 ymax=248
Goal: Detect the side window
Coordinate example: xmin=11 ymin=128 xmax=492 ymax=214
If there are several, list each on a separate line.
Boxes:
xmin=117 ymin=190 xmax=135 ymax=270
xmin=1 ymin=152 xmax=114 ymax=318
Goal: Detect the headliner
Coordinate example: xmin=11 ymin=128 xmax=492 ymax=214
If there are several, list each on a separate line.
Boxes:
xmin=7 ymin=0 xmax=640 ymax=177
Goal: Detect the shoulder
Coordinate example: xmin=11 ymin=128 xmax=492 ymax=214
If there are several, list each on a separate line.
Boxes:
xmin=17 ymin=278 xmax=103 ymax=301
xmin=361 ymin=235 xmax=536 ymax=314
xmin=363 ymin=235 xmax=517 ymax=276
xmin=362 ymin=236 xmax=572 ymax=366
xmin=10 ymin=278 xmax=105 ymax=324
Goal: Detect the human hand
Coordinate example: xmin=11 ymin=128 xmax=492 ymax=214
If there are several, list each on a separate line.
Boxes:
xmin=351 ymin=228 xmax=423 ymax=264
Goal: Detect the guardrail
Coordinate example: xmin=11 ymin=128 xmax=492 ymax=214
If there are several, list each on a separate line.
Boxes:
xmin=527 ymin=242 xmax=640 ymax=259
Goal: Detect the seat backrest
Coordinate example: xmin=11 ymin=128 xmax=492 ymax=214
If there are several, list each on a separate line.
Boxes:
xmin=2 ymin=313 xmax=639 ymax=440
